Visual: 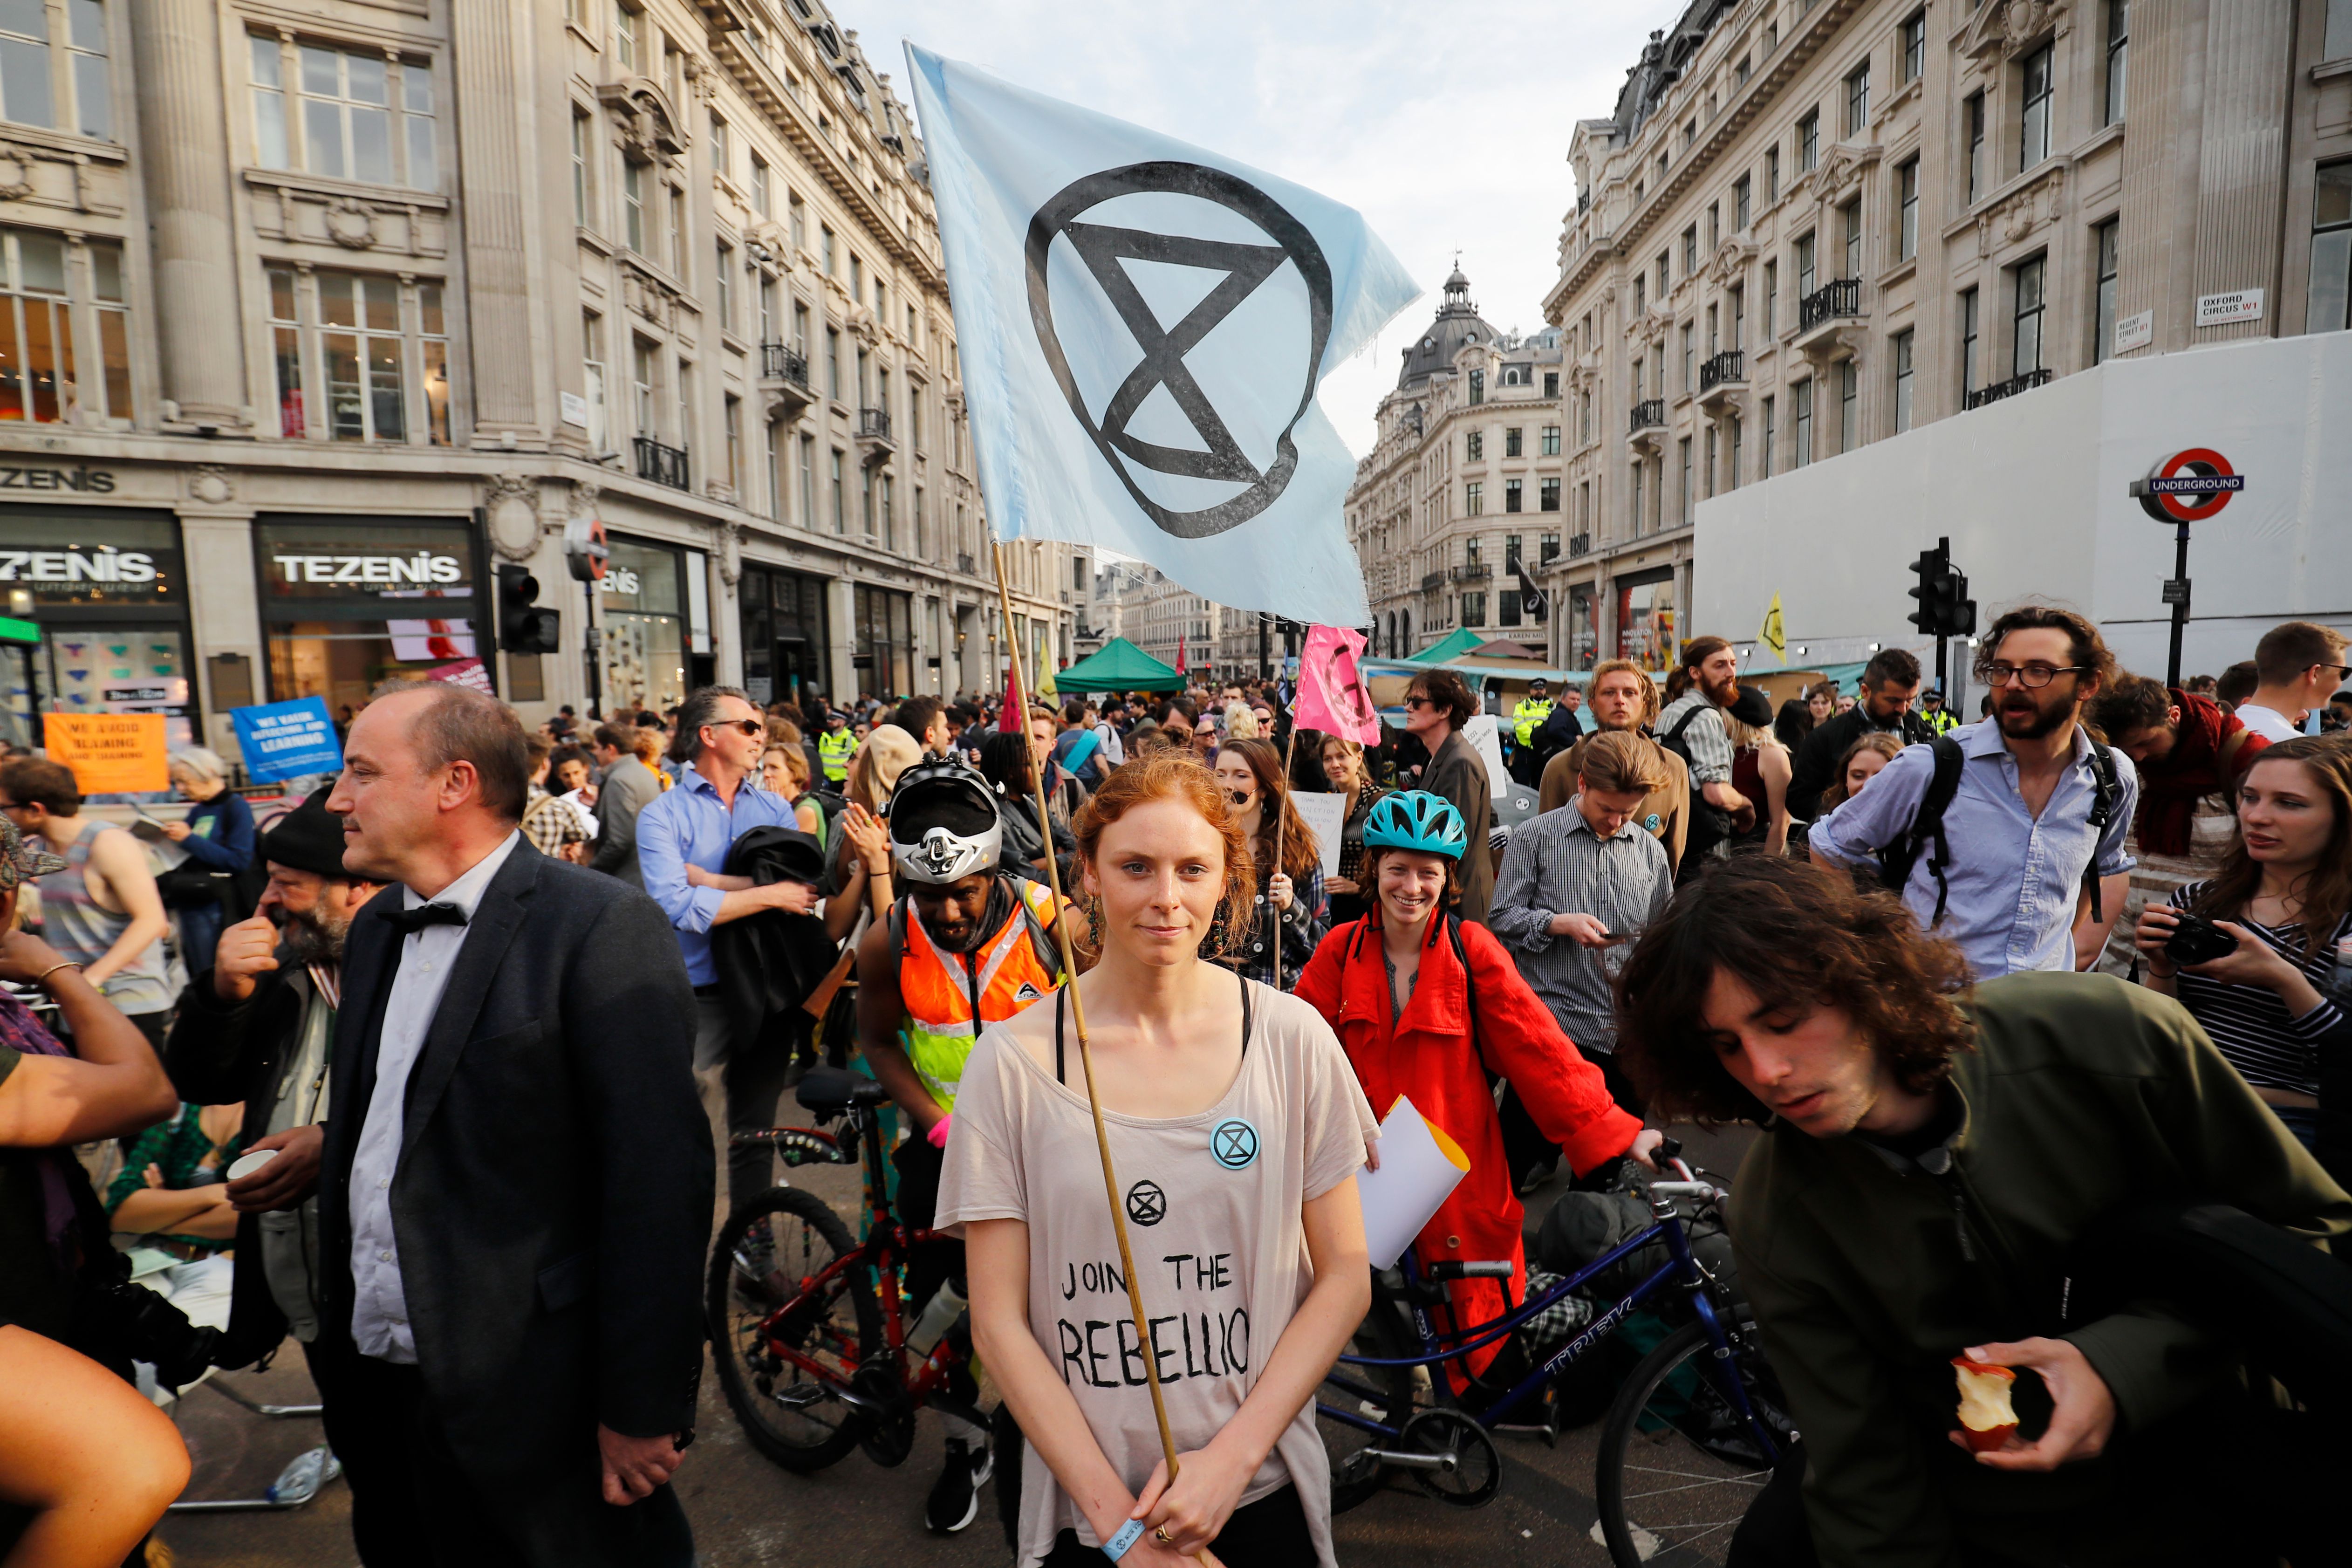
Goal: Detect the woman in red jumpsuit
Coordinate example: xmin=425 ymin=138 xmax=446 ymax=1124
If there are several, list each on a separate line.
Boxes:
xmin=1292 ymin=791 xmax=1658 ymax=1390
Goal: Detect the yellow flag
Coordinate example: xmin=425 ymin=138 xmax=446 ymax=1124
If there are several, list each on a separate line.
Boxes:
xmin=1760 ymin=593 xmax=1787 ymax=661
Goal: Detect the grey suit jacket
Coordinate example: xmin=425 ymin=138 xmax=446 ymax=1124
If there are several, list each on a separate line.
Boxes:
xmin=590 ymin=755 xmax=661 ymax=887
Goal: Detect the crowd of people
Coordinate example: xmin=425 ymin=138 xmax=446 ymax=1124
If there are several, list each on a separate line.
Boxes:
xmin=1 ymin=603 xmax=2350 ymax=1566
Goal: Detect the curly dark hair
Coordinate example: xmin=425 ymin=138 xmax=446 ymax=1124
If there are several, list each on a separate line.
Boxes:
xmin=1616 ymin=856 xmax=1977 ymax=1123
xmin=1974 ymin=603 xmax=2117 ymax=692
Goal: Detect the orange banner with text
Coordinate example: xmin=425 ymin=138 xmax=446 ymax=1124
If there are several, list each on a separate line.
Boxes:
xmin=42 ymin=712 xmax=169 ymax=795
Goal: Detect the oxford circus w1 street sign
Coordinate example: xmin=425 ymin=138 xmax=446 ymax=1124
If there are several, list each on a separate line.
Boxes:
xmin=905 ymin=46 xmax=1418 ymax=628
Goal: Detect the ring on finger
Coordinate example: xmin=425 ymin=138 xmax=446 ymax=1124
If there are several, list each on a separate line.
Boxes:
xmin=1154 ymin=1527 xmax=1174 ymax=1545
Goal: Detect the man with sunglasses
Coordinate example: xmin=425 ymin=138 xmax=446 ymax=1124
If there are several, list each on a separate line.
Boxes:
xmin=634 ymin=686 xmax=820 ymax=1209
xmin=2235 ymin=621 xmax=2352 ymax=743
xmin=1809 ymin=605 xmax=2138 ymax=979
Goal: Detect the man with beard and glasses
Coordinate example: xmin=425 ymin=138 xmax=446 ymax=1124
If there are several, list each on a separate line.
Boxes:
xmin=1654 ymin=636 xmax=1753 ymax=879
xmin=852 ymin=756 xmax=1066 ymax=1535
xmin=160 ymin=789 xmax=403 ymax=1557
xmin=1810 ymin=605 xmax=2139 ymax=979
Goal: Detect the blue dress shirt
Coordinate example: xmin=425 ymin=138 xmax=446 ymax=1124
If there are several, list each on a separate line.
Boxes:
xmin=1808 ymin=718 xmax=2138 ymax=979
xmin=634 ymin=760 xmax=803 ymax=987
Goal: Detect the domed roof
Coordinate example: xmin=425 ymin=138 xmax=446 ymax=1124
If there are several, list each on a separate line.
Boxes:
xmin=1396 ymin=267 xmax=1497 ymax=391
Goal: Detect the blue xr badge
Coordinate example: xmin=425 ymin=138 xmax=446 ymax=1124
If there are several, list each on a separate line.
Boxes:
xmin=1210 ymin=1118 xmax=1260 ymax=1171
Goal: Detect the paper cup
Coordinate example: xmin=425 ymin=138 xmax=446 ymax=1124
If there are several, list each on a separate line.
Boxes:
xmin=227 ymin=1148 xmax=280 ymax=1183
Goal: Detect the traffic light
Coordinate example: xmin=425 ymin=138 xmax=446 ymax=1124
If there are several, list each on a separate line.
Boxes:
xmin=1906 ymin=539 xmax=1977 ymax=639
xmin=496 ymin=564 xmax=563 ymax=655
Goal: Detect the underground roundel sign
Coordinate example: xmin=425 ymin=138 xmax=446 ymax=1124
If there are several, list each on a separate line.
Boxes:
xmin=2133 ymin=448 xmax=2244 ymax=524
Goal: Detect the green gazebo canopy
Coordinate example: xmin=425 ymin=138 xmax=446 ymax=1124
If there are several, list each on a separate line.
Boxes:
xmin=1407 ymin=627 xmax=1484 ymax=664
xmin=1054 ymin=636 xmax=1185 ymax=693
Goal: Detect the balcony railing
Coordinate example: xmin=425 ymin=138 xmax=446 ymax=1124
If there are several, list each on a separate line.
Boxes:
xmin=760 ymin=342 xmax=809 ymax=386
xmin=1962 ymin=366 xmax=2053 ymax=411
xmin=857 ymin=408 xmax=892 ymax=442
xmin=1798 ymin=278 xmax=1861 ymax=331
xmin=1628 ymin=398 xmax=1665 ymax=433
xmin=956 ymin=552 xmax=976 ymax=575
xmin=1420 ymin=570 xmax=1447 ymax=592
xmin=1569 ymin=533 xmax=1593 ymax=557
xmin=1699 ymin=349 xmax=1745 ymax=391
xmin=633 ymin=436 xmax=690 ymax=491
xmin=1449 ymin=561 xmax=1493 ymax=582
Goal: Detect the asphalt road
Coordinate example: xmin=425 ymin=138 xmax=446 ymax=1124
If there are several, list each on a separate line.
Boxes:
xmin=156 ymin=1120 xmax=1752 ymax=1567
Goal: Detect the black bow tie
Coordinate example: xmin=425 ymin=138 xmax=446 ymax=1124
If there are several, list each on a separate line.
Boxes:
xmin=383 ymin=901 xmax=469 ymax=936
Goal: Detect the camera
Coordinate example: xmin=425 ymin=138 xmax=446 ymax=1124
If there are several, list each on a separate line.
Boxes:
xmin=2165 ymin=911 xmax=2241 ymax=967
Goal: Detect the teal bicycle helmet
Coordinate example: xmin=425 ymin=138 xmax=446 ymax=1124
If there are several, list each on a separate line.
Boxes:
xmin=1362 ymin=790 xmax=1468 ymax=861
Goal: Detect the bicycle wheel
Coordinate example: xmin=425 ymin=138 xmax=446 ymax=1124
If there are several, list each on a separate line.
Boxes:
xmin=1594 ymin=1317 xmax=1795 ymax=1568
xmin=707 ymin=1185 xmax=883 ymax=1472
xmin=1317 ymin=1297 xmax=1421 ymax=1514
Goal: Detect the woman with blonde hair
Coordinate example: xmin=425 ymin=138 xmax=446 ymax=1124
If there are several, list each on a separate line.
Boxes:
xmin=629 ymin=726 xmax=674 ymax=790
xmin=1223 ymin=702 xmax=1261 ymax=742
xmin=1319 ymin=734 xmax=1386 ymax=926
xmin=1723 ymin=701 xmax=1794 ymax=857
xmin=941 ymin=750 xmax=1375 ymax=1566
xmin=761 ymin=743 xmax=827 ymax=846
xmin=1211 ymin=737 xmax=1325 ymax=989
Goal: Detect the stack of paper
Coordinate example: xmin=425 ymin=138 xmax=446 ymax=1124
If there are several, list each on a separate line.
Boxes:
xmin=1355 ymin=1094 xmax=1471 ymax=1269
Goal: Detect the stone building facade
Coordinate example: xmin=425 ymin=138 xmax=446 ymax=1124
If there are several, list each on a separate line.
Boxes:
xmin=0 ymin=0 xmax=1077 ymax=762
xmin=1537 ymin=0 xmax=2352 ymax=671
xmin=1345 ymin=268 xmax=1566 ymax=661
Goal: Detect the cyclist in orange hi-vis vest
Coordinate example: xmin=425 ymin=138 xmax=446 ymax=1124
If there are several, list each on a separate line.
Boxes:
xmin=853 ymin=756 xmax=1066 ymax=1534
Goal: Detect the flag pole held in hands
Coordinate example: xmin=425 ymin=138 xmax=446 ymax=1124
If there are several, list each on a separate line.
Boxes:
xmin=990 ymin=541 xmax=1215 ymax=1565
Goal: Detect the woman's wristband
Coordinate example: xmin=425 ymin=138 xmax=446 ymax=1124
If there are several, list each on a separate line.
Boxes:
xmin=1101 ymin=1519 xmax=1147 ymax=1561
xmin=33 ymin=960 xmax=82 ymax=988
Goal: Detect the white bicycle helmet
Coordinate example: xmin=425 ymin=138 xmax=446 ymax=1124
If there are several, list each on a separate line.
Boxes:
xmin=886 ymin=756 xmax=1004 ymax=884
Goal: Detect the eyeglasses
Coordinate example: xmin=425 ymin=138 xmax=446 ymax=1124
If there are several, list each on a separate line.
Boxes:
xmin=1403 ymin=694 xmax=1435 ymax=710
xmin=2316 ymin=664 xmax=2352 ymax=681
xmin=708 ymin=718 xmax=766 ymax=738
xmin=1977 ymin=662 xmax=2088 ymax=689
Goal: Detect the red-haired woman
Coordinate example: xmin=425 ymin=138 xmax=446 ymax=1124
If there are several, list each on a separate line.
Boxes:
xmin=1293 ymin=790 xmax=1658 ymax=1395
xmin=1210 ymin=737 xmax=1326 ymax=990
xmin=939 ymin=752 xmax=1375 ymax=1567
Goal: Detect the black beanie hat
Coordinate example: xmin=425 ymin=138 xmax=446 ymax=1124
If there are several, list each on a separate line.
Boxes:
xmin=260 ymin=787 xmax=351 ymax=880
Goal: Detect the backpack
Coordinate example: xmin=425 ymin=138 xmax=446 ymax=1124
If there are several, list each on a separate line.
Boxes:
xmin=1878 ymin=734 xmax=2121 ymax=926
xmin=1659 ymin=704 xmax=1734 ymax=859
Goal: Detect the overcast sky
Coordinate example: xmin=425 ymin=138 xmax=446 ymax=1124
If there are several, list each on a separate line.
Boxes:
xmin=855 ymin=0 xmax=1686 ymax=456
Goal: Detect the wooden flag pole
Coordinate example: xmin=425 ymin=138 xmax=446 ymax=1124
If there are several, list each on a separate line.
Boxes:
xmin=1268 ymin=723 xmax=1298 ymax=991
xmin=990 ymin=543 xmax=1214 ymax=1565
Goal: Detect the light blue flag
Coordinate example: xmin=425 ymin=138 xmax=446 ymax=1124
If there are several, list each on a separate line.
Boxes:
xmin=905 ymin=45 xmax=1418 ymax=627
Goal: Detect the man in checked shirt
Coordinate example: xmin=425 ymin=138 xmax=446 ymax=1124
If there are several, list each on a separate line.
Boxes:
xmin=1490 ymin=731 xmax=1674 ymax=1129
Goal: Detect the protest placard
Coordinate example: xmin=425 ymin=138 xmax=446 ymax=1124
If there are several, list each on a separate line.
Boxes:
xmin=42 ymin=712 xmax=168 ymax=794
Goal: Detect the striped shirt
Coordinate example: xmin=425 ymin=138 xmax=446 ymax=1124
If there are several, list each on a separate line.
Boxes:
xmin=1487 ymin=799 xmax=1673 ymax=1052
xmin=2167 ymin=881 xmax=2347 ymax=1098
xmin=1655 ymin=692 xmax=1734 ymax=785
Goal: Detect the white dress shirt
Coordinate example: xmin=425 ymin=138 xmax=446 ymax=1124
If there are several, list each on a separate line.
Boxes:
xmin=348 ymin=831 xmax=523 ymax=1363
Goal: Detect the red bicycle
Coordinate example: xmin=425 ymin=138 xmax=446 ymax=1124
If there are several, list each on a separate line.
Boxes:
xmin=707 ymin=1066 xmax=985 ymax=1472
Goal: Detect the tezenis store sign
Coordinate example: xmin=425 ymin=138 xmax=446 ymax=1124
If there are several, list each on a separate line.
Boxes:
xmin=270 ymin=551 xmax=466 ymax=587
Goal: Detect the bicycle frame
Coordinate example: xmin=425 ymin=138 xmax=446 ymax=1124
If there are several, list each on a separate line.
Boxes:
xmin=1319 ymin=1200 xmax=1778 ymax=1467
xmin=738 ymin=1104 xmax=974 ymax=1419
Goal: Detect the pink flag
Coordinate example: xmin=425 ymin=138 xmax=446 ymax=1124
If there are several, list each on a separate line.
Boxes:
xmin=1292 ymin=625 xmax=1381 ymax=743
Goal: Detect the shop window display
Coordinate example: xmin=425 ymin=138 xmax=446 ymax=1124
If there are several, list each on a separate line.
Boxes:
xmin=258 ymin=517 xmax=484 ymax=714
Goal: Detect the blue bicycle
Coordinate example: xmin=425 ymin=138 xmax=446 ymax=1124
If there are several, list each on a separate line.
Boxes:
xmin=1316 ymin=1140 xmax=1793 ymax=1566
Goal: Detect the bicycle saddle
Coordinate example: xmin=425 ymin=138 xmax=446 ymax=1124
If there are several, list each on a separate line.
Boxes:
xmin=795 ymin=1066 xmax=890 ymax=1114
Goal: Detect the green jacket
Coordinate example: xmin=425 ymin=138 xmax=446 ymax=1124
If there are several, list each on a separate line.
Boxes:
xmin=1727 ymin=972 xmax=2352 ymax=1568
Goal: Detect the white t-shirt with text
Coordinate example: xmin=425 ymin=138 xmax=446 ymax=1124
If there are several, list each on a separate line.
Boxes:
xmin=938 ymin=981 xmax=1374 ymax=1568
